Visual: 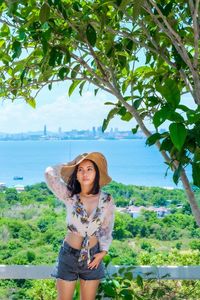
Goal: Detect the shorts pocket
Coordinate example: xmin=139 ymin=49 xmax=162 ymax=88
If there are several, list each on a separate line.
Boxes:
xmin=59 ymin=246 xmax=70 ymax=259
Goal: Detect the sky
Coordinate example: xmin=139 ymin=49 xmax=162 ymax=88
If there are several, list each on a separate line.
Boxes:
xmin=0 ymin=81 xmax=139 ymax=134
xmin=0 ymin=81 xmax=195 ymax=134
xmin=0 ymin=50 xmax=196 ymax=134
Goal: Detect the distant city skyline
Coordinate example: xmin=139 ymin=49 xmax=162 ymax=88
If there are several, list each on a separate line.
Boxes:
xmin=0 ymin=124 xmax=126 ymax=134
xmin=0 ymin=124 xmax=148 ymax=141
xmin=0 ymin=80 xmax=194 ymax=134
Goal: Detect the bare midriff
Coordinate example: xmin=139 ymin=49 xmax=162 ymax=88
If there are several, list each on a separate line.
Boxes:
xmin=64 ymin=232 xmax=99 ymax=250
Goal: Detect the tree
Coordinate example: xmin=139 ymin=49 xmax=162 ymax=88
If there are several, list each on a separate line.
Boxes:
xmin=0 ymin=0 xmax=200 ymax=224
xmin=5 ymin=188 xmax=19 ymax=204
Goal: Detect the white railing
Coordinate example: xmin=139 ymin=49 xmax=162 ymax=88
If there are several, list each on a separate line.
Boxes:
xmin=1 ymin=265 xmax=200 ymax=280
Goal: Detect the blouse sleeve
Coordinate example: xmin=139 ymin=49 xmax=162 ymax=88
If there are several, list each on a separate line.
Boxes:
xmin=99 ymin=195 xmax=116 ymax=252
xmin=44 ymin=164 xmax=71 ymax=205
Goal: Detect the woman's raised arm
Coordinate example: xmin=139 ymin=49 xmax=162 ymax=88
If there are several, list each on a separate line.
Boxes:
xmin=44 ymin=164 xmax=71 ymax=205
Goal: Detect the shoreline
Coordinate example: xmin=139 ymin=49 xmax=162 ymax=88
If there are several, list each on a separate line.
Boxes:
xmin=0 ymin=180 xmax=179 ymax=191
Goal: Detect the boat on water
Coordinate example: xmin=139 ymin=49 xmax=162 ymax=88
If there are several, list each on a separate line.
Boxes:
xmin=13 ymin=176 xmax=23 ymax=180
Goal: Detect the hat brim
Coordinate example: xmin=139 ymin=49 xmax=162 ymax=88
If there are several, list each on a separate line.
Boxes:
xmin=60 ymin=152 xmax=112 ymax=187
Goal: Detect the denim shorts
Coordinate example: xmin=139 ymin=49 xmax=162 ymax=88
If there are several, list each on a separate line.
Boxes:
xmin=51 ymin=240 xmax=105 ymax=281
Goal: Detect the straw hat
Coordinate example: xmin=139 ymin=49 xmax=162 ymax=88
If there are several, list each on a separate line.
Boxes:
xmin=60 ymin=152 xmax=112 ymax=187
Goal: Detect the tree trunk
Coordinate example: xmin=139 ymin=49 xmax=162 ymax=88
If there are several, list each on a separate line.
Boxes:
xmin=113 ymin=91 xmax=200 ymax=227
xmin=180 ymin=169 xmax=200 ymax=226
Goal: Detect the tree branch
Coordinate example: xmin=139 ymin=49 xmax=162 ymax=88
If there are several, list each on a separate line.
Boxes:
xmin=179 ymin=68 xmax=195 ymax=96
xmin=105 ymin=25 xmax=195 ymax=97
xmin=189 ymin=0 xmax=200 ymax=70
xmin=144 ymin=1 xmax=194 ymax=73
xmin=138 ymin=20 xmax=178 ymax=68
xmin=0 ymin=18 xmax=17 ymax=28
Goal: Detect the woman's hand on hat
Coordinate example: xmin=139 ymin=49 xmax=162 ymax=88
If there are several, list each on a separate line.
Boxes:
xmin=87 ymin=252 xmax=106 ymax=269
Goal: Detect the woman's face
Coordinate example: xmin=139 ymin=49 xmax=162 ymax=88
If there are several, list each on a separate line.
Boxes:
xmin=76 ymin=159 xmax=96 ymax=188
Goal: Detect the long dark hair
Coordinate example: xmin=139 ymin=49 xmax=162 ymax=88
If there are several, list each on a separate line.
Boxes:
xmin=67 ymin=159 xmax=100 ymax=197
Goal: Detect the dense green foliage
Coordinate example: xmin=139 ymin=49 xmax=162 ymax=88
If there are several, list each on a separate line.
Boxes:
xmin=1 ymin=182 xmax=200 ymax=298
xmin=1 ymin=182 xmax=200 ymax=266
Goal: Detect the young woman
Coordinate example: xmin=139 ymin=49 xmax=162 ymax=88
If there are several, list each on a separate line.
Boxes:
xmin=44 ymin=152 xmax=116 ymax=300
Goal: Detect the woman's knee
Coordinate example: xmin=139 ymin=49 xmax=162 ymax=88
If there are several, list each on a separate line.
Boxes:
xmin=56 ymin=278 xmax=77 ymax=300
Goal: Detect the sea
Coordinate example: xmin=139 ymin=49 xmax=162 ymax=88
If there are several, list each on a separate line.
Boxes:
xmin=0 ymin=139 xmax=192 ymax=189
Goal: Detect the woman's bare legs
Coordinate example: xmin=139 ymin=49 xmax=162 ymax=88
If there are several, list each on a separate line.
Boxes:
xmin=56 ymin=278 xmax=77 ymax=300
xmin=80 ymin=279 xmax=100 ymax=300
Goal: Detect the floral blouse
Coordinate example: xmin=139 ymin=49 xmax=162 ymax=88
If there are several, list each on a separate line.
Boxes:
xmin=44 ymin=164 xmax=116 ymax=263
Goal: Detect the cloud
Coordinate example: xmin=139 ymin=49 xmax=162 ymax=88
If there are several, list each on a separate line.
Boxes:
xmin=1 ymin=81 xmax=194 ymax=134
xmin=0 ymin=88 xmax=137 ymax=133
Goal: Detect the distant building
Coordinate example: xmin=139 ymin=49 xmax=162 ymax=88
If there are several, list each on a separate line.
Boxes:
xmin=126 ymin=205 xmax=170 ymax=218
xmin=0 ymin=126 xmax=147 ymax=141
xmin=14 ymin=185 xmax=25 ymax=192
xmin=163 ymin=186 xmax=174 ymax=190
xmin=92 ymin=126 xmax=96 ymax=136
xmin=97 ymin=126 xmax=103 ymax=136
xmin=44 ymin=125 xmax=47 ymax=136
xmin=0 ymin=182 xmax=6 ymax=190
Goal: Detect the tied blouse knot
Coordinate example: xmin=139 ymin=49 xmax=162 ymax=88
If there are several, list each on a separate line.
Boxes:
xmin=44 ymin=164 xmax=116 ymax=264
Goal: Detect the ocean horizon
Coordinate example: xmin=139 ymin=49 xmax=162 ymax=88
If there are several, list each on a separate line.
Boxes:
xmin=0 ymin=139 xmax=191 ymax=189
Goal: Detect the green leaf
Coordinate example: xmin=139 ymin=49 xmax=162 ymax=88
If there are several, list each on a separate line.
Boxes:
xmin=192 ymin=149 xmax=200 ymax=187
xmin=20 ymin=68 xmax=26 ymax=86
xmin=104 ymin=102 xmax=116 ymax=105
xmin=156 ymin=79 xmax=180 ymax=107
xmin=118 ymin=267 xmax=125 ymax=274
xmin=112 ymin=279 xmax=120 ymax=288
xmin=119 ymin=289 xmax=133 ymax=300
xmin=167 ymin=111 xmax=184 ymax=122
xmin=121 ymin=112 xmax=132 ymax=121
xmin=124 ymin=271 xmax=133 ymax=280
xmin=26 ymin=97 xmax=36 ymax=108
xmin=39 ymin=3 xmax=50 ymax=23
xmin=177 ymin=104 xmax=191 ymax=113
xmin=102 ymin=118 xmax=109 ymax=132
xmin=0 ymin=39 xmax=5 ymax=47
xmin=173 ymin=163 xmax=182 ymax=185
xmin=132 ymin=125 xmax=139 ymax=134
xmin=86 ymin=24 xmax=96 ymax=47
xmin=102 ymin=107 xmax=119 ymax=132
xmin=71 ymin=64 xmax=80 ymax=79
xmin=187 ymin=111 xmax=200 ymax=124
xmin=134 ymin=66 xmax=152 ymax=76
xmin=58 ymin=67 xmax=69 ymax=80
xmin=169 ymin=123 xmax=187 ymax=151
xmin=136 ymin=274 xmax=143 ymax=288
xmin=94 ymin=88 xmax=99 ymax=96
xmin=79 ymin=80 xmax=86 ymax=96
xmin=49 ymin=47 xmax=57 ymax=67
xmin=192 ymin=162 xmax=200 ymax=187
xmin=146 ymin=133 xmax=161 ymax=146
xmin=133 ymin=99 xmax=142 ymax=109
xmin=103 ymin=254 xmax=112 ymax=267
xmin=73 ymin=1 xmax=81 ymax=11
xmin=118 ymin=55 xmax=126 ymax=68
xmin=64 ymin=49 xmax=71 ymax=64
xmin=119 ymin=0 xmax=130 ymax=9
xmin=104 ymin=284 xmax=116 ymax=297
xmin=194 ymin=148 xmax=200 ymax=163
xmin=118 ymin=106 xmax=126 ymax=116
xmin=68 ymin=80 xmax=80 ymax=96
xmin=159 ymin=137 xmax=173 ymax=151
xmin=18 ymin=28 xmax=26 ymax=41
xmin=12 ymin=41 xmax=22 ymax=59
xmin=148 ymin=96 xmax=160 ymax=106
xmin=0 ymin=23 xmax=10 ymax=37
xmin=153 ymin=108 xmax=168 ymax=128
